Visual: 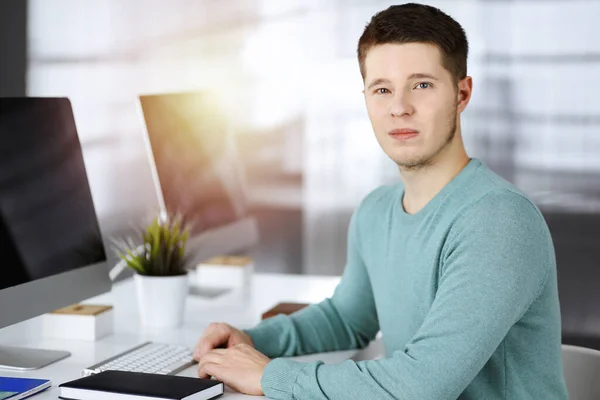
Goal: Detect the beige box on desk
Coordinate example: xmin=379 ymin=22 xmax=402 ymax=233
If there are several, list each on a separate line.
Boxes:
xmin=43 ymin=304 xmax=113 ymax=341
xmin=196 ymin=256 xmax=253 ymax=293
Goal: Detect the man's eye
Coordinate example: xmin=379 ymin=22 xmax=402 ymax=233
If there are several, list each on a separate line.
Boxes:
xmin=415 ymin=82 xmax=432 ymax=89
xmin=375 ymin=88 xmax=390 ymax=94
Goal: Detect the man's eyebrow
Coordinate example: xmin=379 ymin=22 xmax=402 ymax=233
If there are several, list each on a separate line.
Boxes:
xmin=366 ymin=78 xmax=391 ymax=90
xmin=366 ymin=74 xmax=439 ymax=90
xmin=407 ymin=73 xmax=439 ymax=81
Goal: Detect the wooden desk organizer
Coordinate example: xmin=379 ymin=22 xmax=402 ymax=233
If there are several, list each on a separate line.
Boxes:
xmin=43 ymin=304 xmax=113 ymax=341
xmin=261 ymin=302 xmax=310 ymax=320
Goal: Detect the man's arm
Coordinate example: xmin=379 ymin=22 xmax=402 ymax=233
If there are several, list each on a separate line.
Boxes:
xmin=244 ymin=207 xmax=380 ymax=358
xmin=259 ymin=190 xmax=555 ymax=399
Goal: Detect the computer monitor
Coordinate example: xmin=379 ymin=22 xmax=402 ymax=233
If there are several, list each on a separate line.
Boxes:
xmin=0 ymin=98 xmax=111 ymax=369
xmin=138 ymin=92 xmax=258 ymax=266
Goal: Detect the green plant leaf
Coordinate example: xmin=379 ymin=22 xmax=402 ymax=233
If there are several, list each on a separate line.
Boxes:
xmin=111 ymin=213 xmax=192 ymax=277
xmin=125 ymin=249 xmax=146 ymax=275
xmin=150 ymin=218 xmax=160 ymax=262
xmin=179 ymin=228 xmax=189 ymax=260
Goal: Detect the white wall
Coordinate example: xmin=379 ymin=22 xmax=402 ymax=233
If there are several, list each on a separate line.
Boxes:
xmin=28 ymin=0 xmax=600 ymax=275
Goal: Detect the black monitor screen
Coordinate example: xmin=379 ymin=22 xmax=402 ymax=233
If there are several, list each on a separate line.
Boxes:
xmin=139 ymin=92 xmax=246 ymax=235
xmin=0 ymin=98 xmax=106 ymax=290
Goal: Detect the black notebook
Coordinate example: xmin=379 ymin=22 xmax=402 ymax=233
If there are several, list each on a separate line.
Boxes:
xmin=58 ymin=370 xmax=224 ymax=400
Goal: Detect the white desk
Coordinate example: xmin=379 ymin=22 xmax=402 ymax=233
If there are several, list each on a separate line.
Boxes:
xmin=0 ymin=273 xmax=369 ymax=399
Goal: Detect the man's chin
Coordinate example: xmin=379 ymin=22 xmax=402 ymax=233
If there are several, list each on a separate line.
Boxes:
xmin=394 ymin=156 xmax=432 ymax=171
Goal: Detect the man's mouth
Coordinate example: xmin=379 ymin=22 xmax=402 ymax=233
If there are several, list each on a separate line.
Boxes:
xmin=388 ymin=128 xmax=419 ymax=140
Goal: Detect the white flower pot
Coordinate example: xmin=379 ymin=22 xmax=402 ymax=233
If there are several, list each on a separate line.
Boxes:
xmin=134 ymin=274 xmax=188 ymax=328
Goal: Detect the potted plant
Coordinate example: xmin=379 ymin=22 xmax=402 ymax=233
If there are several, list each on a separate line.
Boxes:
xmin=115 ymin=215 xmax=190 ymax=328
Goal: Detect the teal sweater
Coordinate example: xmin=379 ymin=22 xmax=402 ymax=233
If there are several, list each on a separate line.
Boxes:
xmin=246 ymin=159 xmax=568 ymax=400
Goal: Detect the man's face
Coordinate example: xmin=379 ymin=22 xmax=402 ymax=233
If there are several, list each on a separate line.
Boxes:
xmin=363 ymin=43 xmax=465 ymax=170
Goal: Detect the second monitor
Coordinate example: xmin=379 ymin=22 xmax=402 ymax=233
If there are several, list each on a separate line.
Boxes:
xmin=138 ymin=92 xmax=258 ymax=266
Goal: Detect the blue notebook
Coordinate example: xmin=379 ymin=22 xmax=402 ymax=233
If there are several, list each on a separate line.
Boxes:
xmin=0 ymin=377 xmax=51 ymax=400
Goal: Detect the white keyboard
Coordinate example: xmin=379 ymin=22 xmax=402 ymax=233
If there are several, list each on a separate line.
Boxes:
xmin=82 ymin=342 xmax=196 ymax=377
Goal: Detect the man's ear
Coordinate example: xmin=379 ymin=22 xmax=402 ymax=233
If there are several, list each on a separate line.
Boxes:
xmin=457 ymin=76 xmax=473 ymax=113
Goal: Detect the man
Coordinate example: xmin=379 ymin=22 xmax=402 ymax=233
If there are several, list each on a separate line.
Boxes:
xmin=193 ymin=3 xmax=568 ymax=399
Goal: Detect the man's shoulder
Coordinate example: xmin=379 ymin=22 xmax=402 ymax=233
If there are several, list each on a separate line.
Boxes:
xmin=450 ymin=186 xmax=548 ymax=244
xmin=435 ymin=162 xmax=549 ymax=245
xmin=465 ymin=187 xmax=543 ymax=220
xmin=461 ymin=162 xmax=544 ymax=223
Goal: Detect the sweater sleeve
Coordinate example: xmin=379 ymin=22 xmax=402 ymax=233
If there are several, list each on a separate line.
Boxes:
xmin=244 ymin=205 xmax=380 ymax=359
xmin=259 ymin=190 xmax=553 ymax=400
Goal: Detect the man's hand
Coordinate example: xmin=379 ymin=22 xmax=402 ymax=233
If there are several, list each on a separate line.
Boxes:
xmin=197 ymin=343 xmax=270 ymax=396
xmin=193 ymin=322 xmax=254 ymax=362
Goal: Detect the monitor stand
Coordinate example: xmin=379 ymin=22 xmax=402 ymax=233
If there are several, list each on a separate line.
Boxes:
xmin=0 ymin=345 xmax=70 ymax=370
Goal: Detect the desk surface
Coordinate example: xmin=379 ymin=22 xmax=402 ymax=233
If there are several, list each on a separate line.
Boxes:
xmin=0 ymin=273 xmax=363 ymax=399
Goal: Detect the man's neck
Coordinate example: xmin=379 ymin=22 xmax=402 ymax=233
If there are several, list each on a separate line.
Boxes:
xmin=400 ymin=149 xmax=470 ymax=215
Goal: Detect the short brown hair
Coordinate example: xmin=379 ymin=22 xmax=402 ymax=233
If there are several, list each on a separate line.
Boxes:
xmin=357 ymin=3 xmax=468 ymax=84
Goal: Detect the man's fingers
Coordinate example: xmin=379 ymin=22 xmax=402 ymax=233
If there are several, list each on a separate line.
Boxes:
xmin=197 ymin=352 xmax=225 ymax=378
xmin=198 ymin=363 xmax=214 ymax=379
xmin=235 ymin=343 xmax=253 ymax=353
xmin=208 ymin=348 xmax=227 ymax=356
xmin=200 ymin=351 xmax=226 ymax=365
xmin=197 ymin=354 xmax=211 ymax=379
xmin=199 ymin=330 xmax=225 ymax=351
xmin=197 ymin=361 xmax=221 ymax=380
xmin=194 ymin=325 xmax=229 ymax=360
xmin=197 ymin=364 xmax=211 ymax=379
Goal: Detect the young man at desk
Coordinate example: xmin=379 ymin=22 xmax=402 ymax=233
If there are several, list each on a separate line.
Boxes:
xmin=193 ymin=3 xmax=568 ymax=399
